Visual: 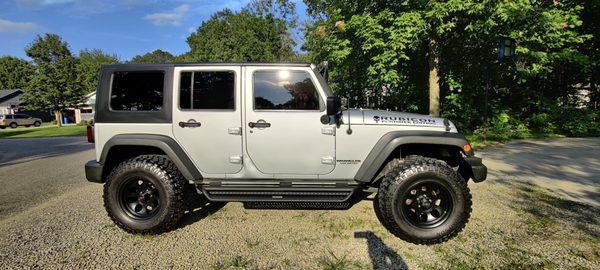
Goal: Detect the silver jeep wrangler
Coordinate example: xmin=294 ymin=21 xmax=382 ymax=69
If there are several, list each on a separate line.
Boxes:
xmin=85 ymin=62 xmax=486 ymax=245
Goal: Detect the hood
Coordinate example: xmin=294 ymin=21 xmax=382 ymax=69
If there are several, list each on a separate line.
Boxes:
xmin=342 ymin=109 xmax=457 ymax=132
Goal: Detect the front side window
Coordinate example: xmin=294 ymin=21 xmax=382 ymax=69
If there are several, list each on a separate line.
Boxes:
xmin=254 ymin=70 xmax=320 ymax=110
xmin=110 ymin=71 xmax=164 ymax=111
xmin=179 ymin=71 xmax=235 ymax=110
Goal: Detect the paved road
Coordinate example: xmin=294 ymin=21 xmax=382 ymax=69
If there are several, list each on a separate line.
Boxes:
xmin=479 ymin=137 xmax=600 ymax=207
xmin=0 ymin=137 xmax=597 ymax=269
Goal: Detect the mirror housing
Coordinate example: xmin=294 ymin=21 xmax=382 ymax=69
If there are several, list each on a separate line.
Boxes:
xmin=327 ymin=96 xmax=342 ymax=116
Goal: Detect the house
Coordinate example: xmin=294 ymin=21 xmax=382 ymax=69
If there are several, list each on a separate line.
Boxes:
xmin=0 ymin=89 xmax=23 ymax=115
xmin=1 ymin=89 xmax=96 ymax=123
xmin=71 ymin=91 xmax=95 ymax=123
xmin=0 ymin=89 xmax=53 ymax=121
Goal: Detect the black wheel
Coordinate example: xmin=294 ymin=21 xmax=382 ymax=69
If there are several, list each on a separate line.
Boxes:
xmin=34 ymin=121 xmax=41 ymax=127
xmin=374 ymin=157 xmax=472 ymax=245
xmin=9 ymin=122 xmax=17 ymax=129
xmin=103 ymin=155 xmax=186 ymax=234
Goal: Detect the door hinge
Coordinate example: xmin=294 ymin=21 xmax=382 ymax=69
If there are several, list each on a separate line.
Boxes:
xmin=229 ymin=155 xmax=243 ymax=164
xmin=228 ymin=127 xmax=242 ymax=135
xmin=321 ymin=127 xmax=335 ymax=136
xmin=321 ymin=156 xmax=335 ymax=165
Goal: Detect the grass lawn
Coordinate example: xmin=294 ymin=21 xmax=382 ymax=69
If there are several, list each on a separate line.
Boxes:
xmin=465 ymin=132 xmax=566 ymax=150
xmin=0 ymin=124 xmax=86 ymax=139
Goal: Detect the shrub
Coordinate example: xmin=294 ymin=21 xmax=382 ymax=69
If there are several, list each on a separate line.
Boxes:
xmin=528 ymin=113 xmax=556 ymax=134
xmin=473 ymin=111 xmax=531 ymax=141
xmin=552 ymin=108 xmax=600 ymax=137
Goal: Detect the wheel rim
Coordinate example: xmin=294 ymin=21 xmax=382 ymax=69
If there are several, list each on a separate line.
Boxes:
xmin=399 ymin=180 xmax=453 ymax=228
xmin=118 ymin=178 xmax=161 ymax=219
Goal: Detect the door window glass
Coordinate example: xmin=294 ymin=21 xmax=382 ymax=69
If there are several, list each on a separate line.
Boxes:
xmin=179 ymin=71 xmax=235 ymax=110
xmin=253 ymin=70 xmax=320 ymax=110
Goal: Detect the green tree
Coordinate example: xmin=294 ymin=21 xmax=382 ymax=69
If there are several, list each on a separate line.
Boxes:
xmin=130 ymin=49 xmax=175 ymax=64
xmin=304 ymin=0 xmax=590 ymax=128
xmin=0 ymin=56 xmax=33 ymax=90
xmin=183 ymin=1 xmax=296 ymax=62
xmin=22 ymin=33 xmax=85 ymax=127
xmin=77 ymin=49 xmax=119 ymax=94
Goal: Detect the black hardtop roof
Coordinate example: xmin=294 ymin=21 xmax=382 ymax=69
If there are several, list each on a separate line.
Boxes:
xmin=101 ymin=62 xmax=313 ymax=69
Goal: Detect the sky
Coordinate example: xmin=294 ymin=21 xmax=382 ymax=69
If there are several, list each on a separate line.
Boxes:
xmin=0 ymin=0 xmax=308 ymax=61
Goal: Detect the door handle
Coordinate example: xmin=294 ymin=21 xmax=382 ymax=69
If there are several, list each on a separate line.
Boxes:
xmin=179 ymin=119 xmax=201 ymax=128
xmin=248 ymin=119 xmax=271 ymax=129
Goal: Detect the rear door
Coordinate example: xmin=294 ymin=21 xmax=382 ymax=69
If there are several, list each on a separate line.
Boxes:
xmin=172 ymin=66 xmax=243 ymax=175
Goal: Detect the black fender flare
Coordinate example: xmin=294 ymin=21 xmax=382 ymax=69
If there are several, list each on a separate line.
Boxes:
xmin=99 ymin=134 xmax=202 ymax=181
xmin=353 ymin=131 xmax=473 ymax=183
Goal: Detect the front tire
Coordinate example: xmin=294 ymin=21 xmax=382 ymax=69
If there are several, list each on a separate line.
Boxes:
xmin=33 ymin=121 xmax=41 ymax=127
xmin=374 ymin=157 xmax=472 ymax=245
xmin=103 ymin=155 xmax=186 ymax=234
xmin=9 ymin=122 xmax=17 ymax=129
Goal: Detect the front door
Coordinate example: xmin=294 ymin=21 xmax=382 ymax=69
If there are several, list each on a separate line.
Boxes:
xmin=244 ymin=67 xmax=335 ymax=175
xmin=172 ymin=67 xmax=243 ymax=175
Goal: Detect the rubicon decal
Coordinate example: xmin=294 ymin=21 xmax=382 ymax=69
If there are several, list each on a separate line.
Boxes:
xmin=373 ymin=115 xmax=437 ymax=125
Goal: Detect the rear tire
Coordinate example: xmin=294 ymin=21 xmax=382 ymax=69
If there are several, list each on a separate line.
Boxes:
xmin=103 ymin=155 xmax=186 ymax=234
xmin=33 ymin=121 xmax=41 ymax=127
xmin=374 ymin=157 xmax=472 ymax=245
xmin=9 ymin=122 xmax=17 ymax=129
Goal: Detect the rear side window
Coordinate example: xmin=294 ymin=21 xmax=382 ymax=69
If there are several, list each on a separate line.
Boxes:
xmin=179 ymin=71 xmax=235 ymax=110
xmin=110 ymin=71 xmax=164 ymax=111
xmin=253 ymin=70 xmax=320 ymax=110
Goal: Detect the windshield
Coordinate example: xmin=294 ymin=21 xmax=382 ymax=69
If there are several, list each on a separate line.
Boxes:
xmin=312 ymin=68 xmax=333 ymax=97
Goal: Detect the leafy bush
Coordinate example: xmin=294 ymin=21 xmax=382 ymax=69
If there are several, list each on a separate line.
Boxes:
xmin=441 ymin=93 xmax=480 ymax=132
xmin=552 ymin=108 xmax=600 ymax=137
xmin=473 ymin=111 xmax=531 ymax=141
xmin=527 ymin=113 xmax=556 ymax=134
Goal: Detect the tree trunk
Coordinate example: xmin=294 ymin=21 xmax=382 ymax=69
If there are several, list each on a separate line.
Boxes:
xmin=54 ymin=111 xmax=63 ymax=127
xmin=428 ymin=33 xmax=441 ymax=117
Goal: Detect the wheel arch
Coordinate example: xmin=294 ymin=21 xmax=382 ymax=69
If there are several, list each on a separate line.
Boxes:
xmin=99 ymin=134 xmax=202 ymax=182
xmin=354 ymin=131 xmax=473 ymax=184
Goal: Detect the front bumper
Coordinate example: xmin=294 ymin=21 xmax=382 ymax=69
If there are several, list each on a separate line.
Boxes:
xmin=464 ymin=157 xmax=487 ymax=182
xmin=85 ymin=160 xmax=104 ymax=183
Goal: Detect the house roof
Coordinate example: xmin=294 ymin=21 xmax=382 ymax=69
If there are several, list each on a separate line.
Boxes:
xmin=0 ymin=89 xmax=23 ymax=104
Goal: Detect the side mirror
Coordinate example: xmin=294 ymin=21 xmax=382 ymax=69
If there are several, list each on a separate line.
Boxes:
xmin=327 ymin=96 xmax=341 ymax=116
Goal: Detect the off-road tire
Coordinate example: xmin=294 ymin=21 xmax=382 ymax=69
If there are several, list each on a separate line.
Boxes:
xmin=9 ymin=122 xmax=17 ymax=129
xmin=103 ymin=155 xmax=186 ymax=234
xmin=375 ymin=156 xmax=472 ymax=245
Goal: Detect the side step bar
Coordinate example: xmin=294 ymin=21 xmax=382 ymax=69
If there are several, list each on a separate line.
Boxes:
xmin=199 ymin=181 xmax=362 ymax=203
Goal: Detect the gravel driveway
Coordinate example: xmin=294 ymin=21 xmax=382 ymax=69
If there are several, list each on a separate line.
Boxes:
xmin=0 ymin=137 xmax=598 ymax=269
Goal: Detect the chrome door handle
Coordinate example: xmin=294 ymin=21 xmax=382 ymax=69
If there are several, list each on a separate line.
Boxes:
xmin=179 ymin=119 xmax=201 ymax=128
xmin=248 ymin=119 xmax=271 ymax=129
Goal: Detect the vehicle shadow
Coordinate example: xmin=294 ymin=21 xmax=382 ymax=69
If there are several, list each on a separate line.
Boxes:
xmin=178 ymin=188 xmax=227 ymax=229
xmin=354 ymin=231 xmax=408 ymax=270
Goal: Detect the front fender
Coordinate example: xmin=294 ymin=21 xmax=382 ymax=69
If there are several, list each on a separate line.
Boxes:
xmin=354 ymin=131 xmax=475 ymax=183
